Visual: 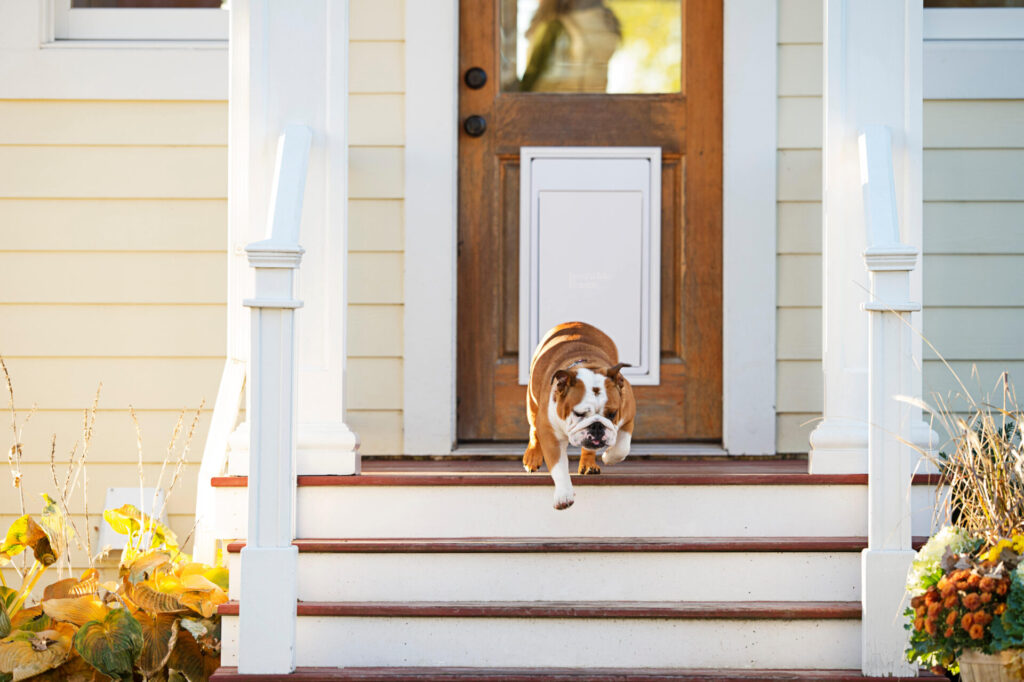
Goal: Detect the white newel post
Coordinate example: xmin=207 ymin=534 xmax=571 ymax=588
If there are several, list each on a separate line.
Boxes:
xmin=811 ymin=0 xmax=930 ymax=474
xmin=227 ymin=0 xmax=359 ymax=478
xmin=859 ymin=127 xmax=919 ymax=677
xmin=237 ymin=126 xmax=312 ymax=674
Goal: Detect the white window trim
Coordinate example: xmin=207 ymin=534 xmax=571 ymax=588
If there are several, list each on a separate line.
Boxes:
xmin=53 ymin=1 xmax=228 ymax=41
xmin=924 ymin=7 xmax=1024 ymax=99
xmin=0 ymin=0 xmax=227 ymax=100
xmin=403 ymin=0 xmax=778 ymax=455
xmin=924 ymin=7 xmax=1024 ymax=40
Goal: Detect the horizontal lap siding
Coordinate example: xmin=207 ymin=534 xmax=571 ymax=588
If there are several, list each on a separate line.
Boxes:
xmin=0 ymin=99 xmax=227 ymax=564
xmin=923 ymin=100 xmax=1024 ymax=420
xmin=776 ymin=0 xmax=823 ymax=453
xmin=347 ymin=0 xmax=405 ymax=454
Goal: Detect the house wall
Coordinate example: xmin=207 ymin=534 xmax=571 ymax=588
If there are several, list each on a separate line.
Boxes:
xmin=0 ymin=100 xmax=227 ymax=564
xmin=773 ymin=1 xmax=1024 ymax=452
xmin=346 ymin=0 xmax=405 ymax=455
xmin=775 ymin=0 xmax=823 ymax=453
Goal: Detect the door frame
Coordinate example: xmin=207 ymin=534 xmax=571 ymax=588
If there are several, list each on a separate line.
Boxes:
xmin=403 ymin=0 xmax=778 ymax=456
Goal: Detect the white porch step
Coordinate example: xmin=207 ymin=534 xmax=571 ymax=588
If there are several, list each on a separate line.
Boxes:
xmin=219 ymin=600 xmax=863 ymax=669
xmin=225 ymin=537 xmax=890 ymax=602
xmin=211 ymin=464 xmax=940 ymax=539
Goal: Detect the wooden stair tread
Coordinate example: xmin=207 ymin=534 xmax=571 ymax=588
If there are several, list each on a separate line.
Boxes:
xmin=225 ymin=536 xmax=929 ymax=553
xmin=211 ymin=666 xmax=939 ymax=681
xmin=212 ymin=457 xmax=941 ymax=487
xmin=219 ymin=600 xmax=862 ymax=619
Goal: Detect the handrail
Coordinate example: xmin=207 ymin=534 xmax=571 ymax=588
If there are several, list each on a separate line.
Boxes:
xmin=858 ymin=125 xmax=921 ymax=677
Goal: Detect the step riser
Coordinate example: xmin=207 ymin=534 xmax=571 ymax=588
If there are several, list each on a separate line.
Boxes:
xmin=227 ymin=552 xmax=862 ymax=602
xmin=214 ymin=485 xmax=937 ymax=538
xmin=220 ymin=616 xmax=861 ymax=669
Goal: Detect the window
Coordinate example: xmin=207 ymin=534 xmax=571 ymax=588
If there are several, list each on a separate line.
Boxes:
xmin=53 ymin=0 xmax=228 ymax=41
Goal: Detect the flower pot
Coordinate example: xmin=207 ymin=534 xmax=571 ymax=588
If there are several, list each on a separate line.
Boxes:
xmin=959 ymin=650 xmax=1024 ymax=682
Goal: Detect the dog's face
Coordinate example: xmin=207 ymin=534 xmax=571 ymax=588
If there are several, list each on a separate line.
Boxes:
xmin=550 ymin=363 xmax=630 ymax=450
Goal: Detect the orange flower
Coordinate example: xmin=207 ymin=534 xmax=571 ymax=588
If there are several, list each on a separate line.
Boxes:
xmin=926 ymin=619 xmax=939 ymax=636
xmin=956 ymin=580 xmax=971 ymax=590
xmin=980 ymin=577 xmax=997 ymax=593
xmin=915 ymin=617 xmax=926 ymax=631
xmin=946 ymin=611 xmax=959 ymax=626
xmin=970 ymin=623 xmax=985 ymax=640
xmin=968 ymin=574 xmax=983 ymax=588
xmin=926 ymin=589 xmax=941 ymax=604
xmin=941 ymin=580 xmax=957 ymax=598
xmin=981 ymin=592 xmax=993 ymax=604
xmin=996 ymin=604 xmax=1008 ymax=616
xmin=911 ymin=595 xmax=925 ymax=608
xmin=916 ymin=605 xmax=927 ymax=616
xmin=962 ymin=613 xmax=975 ymax=629
xmin=928 ymin=602 xmax=942 ymax=617
xmin=944 ymin=594 xmax=960 ymax=608
xmin=997 ymin=580 xmax=1010 ymax=596
xmin=974 ymin=612 xmax=993 ymax=627
xmin=963 ymin=593 xmax=983 ymax=611
xmin=945 ymin=628 xmax=955 ymax=638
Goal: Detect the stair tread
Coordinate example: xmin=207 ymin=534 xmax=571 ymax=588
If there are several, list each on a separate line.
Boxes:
xmin=219 ymin=600 xmax=862 ymax=619
xmin=212 ymin=457 xmax=941 ymax=487
xmin=211 ymin=666 xmax=939 ymax=681
xmin=226 ymin=536 xmax=929 ymax=553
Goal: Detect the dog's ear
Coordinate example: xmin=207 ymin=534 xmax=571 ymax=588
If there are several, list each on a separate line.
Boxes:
xmin=552 ymin=369 xmax=576 ymax=394
xmin=606 ymin=363 xmax=631 ymax=388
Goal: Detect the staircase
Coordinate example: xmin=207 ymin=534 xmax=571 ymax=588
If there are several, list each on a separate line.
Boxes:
xmin=209 ymin=458 xmax=940 ymax=680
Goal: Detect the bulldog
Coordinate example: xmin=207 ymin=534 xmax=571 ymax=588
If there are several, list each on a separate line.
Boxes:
xmin=523 ymin=321 xmax=636 ymax=509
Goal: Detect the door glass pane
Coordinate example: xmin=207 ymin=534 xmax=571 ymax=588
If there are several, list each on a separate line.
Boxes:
xmin=924 ymin=1 xmax=1024 ymax=6
xmin=500 ymin=0 xmax=682 ymax=93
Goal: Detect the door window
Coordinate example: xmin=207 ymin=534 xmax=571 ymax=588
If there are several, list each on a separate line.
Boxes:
xmin=500 ymin=0 xmax=682 ymax=93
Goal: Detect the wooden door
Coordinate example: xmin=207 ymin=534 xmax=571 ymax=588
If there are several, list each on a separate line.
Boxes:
xmin=458 ymin=0 xmax=722 ymax=442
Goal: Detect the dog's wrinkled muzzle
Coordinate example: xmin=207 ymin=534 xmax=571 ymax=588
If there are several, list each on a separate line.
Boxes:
xmin=568 ymin=414 xmax=617 ymax=450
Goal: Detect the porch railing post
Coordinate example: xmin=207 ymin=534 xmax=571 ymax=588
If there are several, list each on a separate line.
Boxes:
xmin=237 ymin=126 xmax=311 ymax=675
xmin=859 ymin=126 xmax=919 ymax=677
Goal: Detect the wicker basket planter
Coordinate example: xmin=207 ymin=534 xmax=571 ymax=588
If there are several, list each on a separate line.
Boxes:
xmin=959 ymin=650 xmax=1024 ymax=682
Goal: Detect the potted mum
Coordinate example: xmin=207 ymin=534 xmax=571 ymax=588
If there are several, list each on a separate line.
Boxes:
xmin=905 ymin=374 xmax=1024 ymax=680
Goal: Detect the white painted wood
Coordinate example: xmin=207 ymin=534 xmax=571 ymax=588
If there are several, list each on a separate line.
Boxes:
xmin=859 ymin=127 xmax=924 ymax=677
xmin=228 ymin=551 xmax=862 ymax=603
xmin=237 ymin=125 xmax=310 ymax=675
xmin=213 ymin=482 xmax=941 ymax=540
xmin=402 ymin=0 xmax=458 ymax=455
xmin=924 ymin=8 xmax=1024 ymax=40
xmin=53 ymin=3 xmax=228 ymax=41
xmin=519 ymin=147 xmax=661 ymax=385
xmin=227 ymin=0 xmax=359 ymax=477
xmin=723 ymin=0 xmax=777 ymax=455
xmin=221 ymin=615 xmax=862 ymax=669
xmin=812 ymin=0 xmax=925 ymax=476
xmin=925 ymin=40 xmax=1024 ymax=99
xmin=193 ymin=359 xmax=245 ymax=565
xmin=0 ymin=1 xmax=226 ymax=100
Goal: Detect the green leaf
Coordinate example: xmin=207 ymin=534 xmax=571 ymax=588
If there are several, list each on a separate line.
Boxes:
xmin=72 ymin=608 xmax=143 ymax=681
xmin=0 ymin=588 xmax=16 ymax=619
xmin=0 ymin=607 xmax=8 ymax=639
xmin=0 ymin=625 xmax=73 ymax=681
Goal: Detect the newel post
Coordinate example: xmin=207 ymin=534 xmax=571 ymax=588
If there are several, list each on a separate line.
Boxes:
xmin=237 ymin=126 xmax=311 ymax=674
xmin=859 ymin=126 xmax=919 ymax=677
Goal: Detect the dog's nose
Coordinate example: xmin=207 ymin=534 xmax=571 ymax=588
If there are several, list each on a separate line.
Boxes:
xmin=587 ymin=422 xmax=604 ymax=435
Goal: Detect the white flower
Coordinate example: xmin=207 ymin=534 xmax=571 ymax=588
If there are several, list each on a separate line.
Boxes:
xmin=907 ymin=526 xmax=973 ymax=595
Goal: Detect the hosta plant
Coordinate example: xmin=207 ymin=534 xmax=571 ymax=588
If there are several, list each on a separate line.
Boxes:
xmin=0 ymin=499 xmax=226 ymax=681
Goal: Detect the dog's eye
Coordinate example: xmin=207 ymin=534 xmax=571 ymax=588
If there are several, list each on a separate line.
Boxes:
xmin=573 ymin=410 xmax=586 ymax=418
xmin=606 ymin=410 xmax=617 ymax=420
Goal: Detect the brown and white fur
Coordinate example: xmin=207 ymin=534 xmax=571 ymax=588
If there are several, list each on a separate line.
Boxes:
xmin=523 ymin=322 xmax=636 ymax=509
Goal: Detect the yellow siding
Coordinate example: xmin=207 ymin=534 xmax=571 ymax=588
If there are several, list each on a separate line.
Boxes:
xmin=922 ymin=100 xmax=1024 ymax=414
xmin=347 ymin=0 xmax=406 ymax=454
xmin=0 ymin=99 xmax=227 ymax=566
xmin=776 ymin=0 xmax=823 ymax=453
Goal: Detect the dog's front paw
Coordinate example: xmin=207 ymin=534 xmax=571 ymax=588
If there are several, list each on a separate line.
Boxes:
xmin=578 ymin=449 xmax=602 ymax=475
xmin=553 ymin=488 xmax=575 ymax=510
xmin=523 ymin=446 xmax=543 ymax=473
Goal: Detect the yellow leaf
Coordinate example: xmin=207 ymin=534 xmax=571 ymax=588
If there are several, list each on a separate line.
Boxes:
xmin=1 ymin=516 xmax=56 ymax=567
xmin=42 ymin=597 xmax=108 ymax=627
xmin=0 ymin=624 xmax=73 ymax=681
xmin=130 ymin=583 xmax=186 ymax=615
xmin=135 ymin=611 xmax=179 ymax=677
xmin=180 ymin=575 xmax=219 ymax=593
xmin=124 ymin=551 xmax=173 ymax=584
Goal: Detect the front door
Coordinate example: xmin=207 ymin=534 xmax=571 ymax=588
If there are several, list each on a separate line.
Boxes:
xmin=457 ymin=0 xmax=722 ymax=442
